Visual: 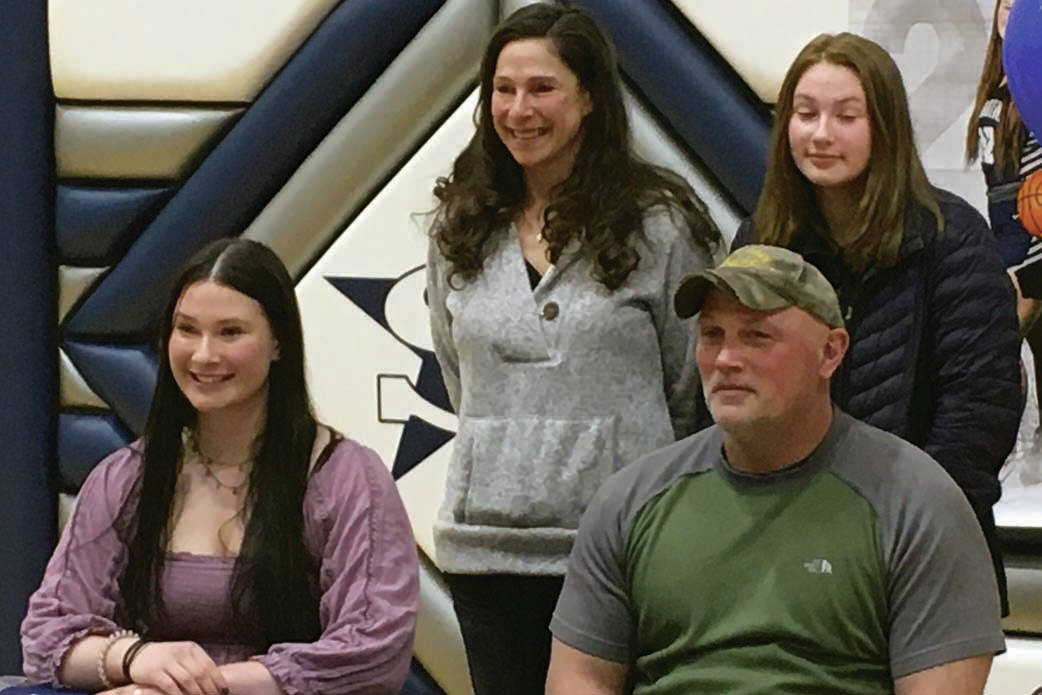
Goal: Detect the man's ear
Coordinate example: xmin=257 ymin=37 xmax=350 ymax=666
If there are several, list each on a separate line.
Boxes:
xmin=819 ymin=327 xmax=850 ymax=379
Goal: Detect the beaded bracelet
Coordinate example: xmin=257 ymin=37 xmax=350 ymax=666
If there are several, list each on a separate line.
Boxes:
xmin=122 ymin=638 xmax=149 ymax=682
xmin=96 ymin=629 xmax=138 ymax=689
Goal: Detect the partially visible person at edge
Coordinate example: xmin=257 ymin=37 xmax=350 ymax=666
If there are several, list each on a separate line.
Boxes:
xmin=426 ymin=3 xmax=722 ymax=693
xmin=732 ymin=31 xmax=1021 ymax=615
xmin=21 ymin=238 xmax=419 ymax=695
xmin=967 ymin=0 xmax=1042 ymax=419
xmin=546 ymin=245 xmax=1004 ymax=695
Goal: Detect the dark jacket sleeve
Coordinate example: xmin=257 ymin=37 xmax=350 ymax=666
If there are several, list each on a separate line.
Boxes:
xmin=921 ymin=200 xmax=1021 ymax=615
xmin=921 ymin=201 xmax=1020 ymax=497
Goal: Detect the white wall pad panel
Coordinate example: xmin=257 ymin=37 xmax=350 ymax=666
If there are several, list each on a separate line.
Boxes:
xmin=55 ymin=105 xmax=243 ymax=180
xmin=296 ymin=92 xmax=474 ymax=476
xmin=626 ymin=90 xmax=742 ymax=247
xmin=295 ymin=104 xmax=474 ymax=695
xmin=59 ymin=348 xmax=108 ymax=410
xmin=673 ymin=1 xmax=851 ymax=103
xmin=399 ymin=440 xmax=453 ymax=561
xmin=501 ymin=0 xmax=536 ymax=17
xmin=49 ymin=0 xmax=341 ymax=101
xmin=58 ymin=265 xmax=107 ymax=323
xmin=415 ymin=554 xmax=474 ymax=695
xmin=57 ymin=492 xmax=78 ymax=536
xmin=245 ymin=0 xmax=495 ymax=277
xmin=986 ymin=637 xmax=1042 ymax=694
xmin=1004 ymin=560 xmax=1042 ymax=635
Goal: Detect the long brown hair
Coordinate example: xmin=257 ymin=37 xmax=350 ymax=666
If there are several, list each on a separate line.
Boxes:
xmin=966 ymin=0 xmax=1024 ymax=175
xmin=431 ymin=2 xmax=720 ymax=290
xmin=753 ymin=32 xmax=942 ymax=271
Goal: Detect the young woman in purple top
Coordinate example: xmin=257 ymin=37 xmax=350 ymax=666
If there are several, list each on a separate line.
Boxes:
xmin=20 ymin=239 xmax=419 ymax=695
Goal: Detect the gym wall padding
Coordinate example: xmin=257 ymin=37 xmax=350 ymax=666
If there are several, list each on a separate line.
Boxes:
xmin=57 ymin=267 xmax=107 ymax=324
xmin=672 ymin=0 xmax=851 ymax=102
xmin=58 ymin=350 xmax=107 ymax=410
xmin=64 ymin=0 xmax=446 ymax=341
xmin=49 ymin=0 xmax=344 ymax=102
xmin=570 ymin=0 xmax=770 ymax=213
xmin=244 ymin=0 xmax=497 ymax=277
xmin=0 ymin=0 xmax=55 ymax=674
xmin=56 ymin=186 xmax=174 ymax=265
xmin=54 ymin=106 xmax=244 ymax=180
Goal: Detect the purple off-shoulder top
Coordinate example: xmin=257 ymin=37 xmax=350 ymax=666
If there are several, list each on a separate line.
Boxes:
xmin=20 ymin=434 xmax=420 ymax=695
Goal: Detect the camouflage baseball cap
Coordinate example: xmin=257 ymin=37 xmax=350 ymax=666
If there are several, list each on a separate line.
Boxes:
xmin=674 ymin=244 xmax=844 ymax=327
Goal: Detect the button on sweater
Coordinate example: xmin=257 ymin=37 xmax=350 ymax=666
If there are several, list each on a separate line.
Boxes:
xmin=427 ymin=210 xmax=719 ymax=575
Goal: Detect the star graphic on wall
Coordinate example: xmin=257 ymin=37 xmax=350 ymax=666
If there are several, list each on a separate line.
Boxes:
xmin=326 ymin=267 xmax=454 ymax=479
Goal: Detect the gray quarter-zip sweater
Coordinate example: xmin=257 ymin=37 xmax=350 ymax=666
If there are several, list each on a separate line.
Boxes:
xmin=427 ymin=210 xmax=718 ymax=574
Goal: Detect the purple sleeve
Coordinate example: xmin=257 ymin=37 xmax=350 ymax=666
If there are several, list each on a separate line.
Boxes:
xmin=255 ymin=439 xmax=419 ymax=695
xmin=20 ymin=446 xmax=141 ymax=683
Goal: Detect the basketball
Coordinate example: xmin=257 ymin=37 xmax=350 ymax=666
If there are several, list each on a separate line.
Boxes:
xmin=1019 ymin=170 xmax=1042 ymax=238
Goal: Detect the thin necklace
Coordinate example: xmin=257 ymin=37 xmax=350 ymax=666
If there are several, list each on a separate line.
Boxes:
xmin=184 ymin=430 xmax=253 ymax=495
xmin=520 ymin=205 xmax=548 ymax=243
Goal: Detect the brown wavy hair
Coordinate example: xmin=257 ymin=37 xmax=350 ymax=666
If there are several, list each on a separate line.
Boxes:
xmin=431 ymin=2 xmax=720 ymax=290
xmin=753 ymin=33 xmax=942 ymax=271
xmin=966 ymin=0 xmax=1024 ymax=175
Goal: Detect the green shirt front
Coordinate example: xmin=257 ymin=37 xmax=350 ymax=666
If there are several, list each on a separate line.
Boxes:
xmin=551 ymin=412 xmax=1004 ymax=693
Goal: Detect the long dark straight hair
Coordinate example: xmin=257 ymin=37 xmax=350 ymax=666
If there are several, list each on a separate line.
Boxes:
xmin=432 ymin=2 xmax=720 ymax=290
xmin=118 ymin=238 xmax=320 ymax=647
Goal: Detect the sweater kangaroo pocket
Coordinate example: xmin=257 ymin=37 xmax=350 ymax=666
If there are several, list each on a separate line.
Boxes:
xmin=453 ymin=415 xmax=618 ymax=529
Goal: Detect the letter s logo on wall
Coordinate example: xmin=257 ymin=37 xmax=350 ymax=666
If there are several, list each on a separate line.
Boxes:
xmin=324 ymin=265 xmax=455 ymax=479
xmin=293 ymin=96 xmax=476 ymax=486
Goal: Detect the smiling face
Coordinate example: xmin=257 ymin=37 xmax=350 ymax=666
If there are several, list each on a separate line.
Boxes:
xmin=788 ymin=61 xmax=872 ymax=196
xmin=696 ymin=290 xmax=844 ymax=434
xmin=490 ymin=37 xmax=592 ymax=182
xmin=168 ymin=280 xmax=280 ymax=419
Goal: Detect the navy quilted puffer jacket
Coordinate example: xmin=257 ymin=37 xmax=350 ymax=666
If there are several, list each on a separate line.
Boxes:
xmin=734 ymin=188 xmax=1022 ymax=614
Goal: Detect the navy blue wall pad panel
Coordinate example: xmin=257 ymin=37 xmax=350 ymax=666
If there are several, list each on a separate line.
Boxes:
xmin=56 ymin=185 xmax=175 ymax=265
xmin=574 ymin=0 xmax=770 ymax=213
xmin=65 ymin=0 xmax=445 ymax=340
xmin=63 ymin=342 xmax=158 ymax=435
xmin=0 ymin=0 xmax=56 ymax=674
xmin=57 ymin=413 xmax=134 ymax=492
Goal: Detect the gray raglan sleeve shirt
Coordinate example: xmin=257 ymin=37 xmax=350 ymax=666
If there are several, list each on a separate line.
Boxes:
xmin=553 ymin=417 xmax=1005 ymax=677
xmin=834 ymin=424 xmax=1007 ymax=678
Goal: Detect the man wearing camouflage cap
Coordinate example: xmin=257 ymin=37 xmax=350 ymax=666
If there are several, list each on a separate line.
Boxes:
xmin=546 ymin=246 xmax=1004 ymax=694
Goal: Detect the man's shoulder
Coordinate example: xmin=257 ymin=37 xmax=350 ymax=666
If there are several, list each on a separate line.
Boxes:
xmin=826 ymin=412 xmax=969 ymax=516
xmin=592 ymin=427 xmax=720 ymax=529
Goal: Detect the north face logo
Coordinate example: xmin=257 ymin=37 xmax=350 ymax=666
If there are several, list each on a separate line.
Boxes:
xmin=803 ymin=558 xmax=833 ymax=575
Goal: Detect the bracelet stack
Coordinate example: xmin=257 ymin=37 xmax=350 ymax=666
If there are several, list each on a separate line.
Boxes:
xmin=96 ymin=629 xmax=138 ymax=689
xmin=122 ymin=638 xmax=149 ymax=682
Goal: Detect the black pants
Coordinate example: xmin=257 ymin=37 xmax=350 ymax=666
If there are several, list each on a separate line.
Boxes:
xmin=445 ymin=573 xmax=565 ymax=695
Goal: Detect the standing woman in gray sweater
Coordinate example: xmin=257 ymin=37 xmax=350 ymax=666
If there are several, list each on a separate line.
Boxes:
xmin=426 ymin=4 xmax=721 ymax=694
